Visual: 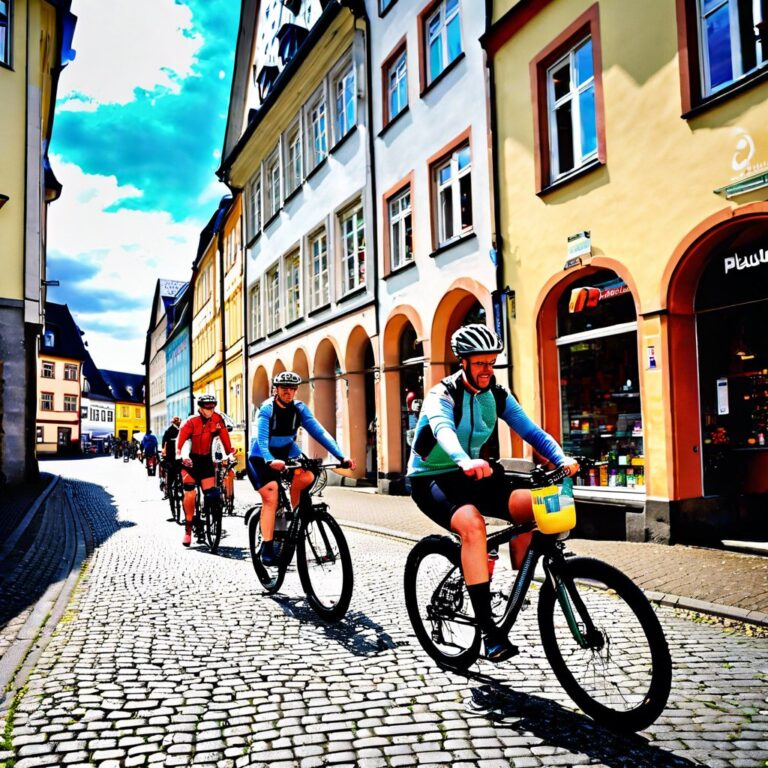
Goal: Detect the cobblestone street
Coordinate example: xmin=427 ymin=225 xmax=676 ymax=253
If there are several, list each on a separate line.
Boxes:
xmin=2 ymin=457 xmax=768 ymax=767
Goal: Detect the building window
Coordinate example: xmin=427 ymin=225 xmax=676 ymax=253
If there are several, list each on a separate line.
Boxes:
xmin=339 ymin=203 xmax=365 ymax=294
xmin=108 ymin=411 xmax=113 ymax=422
xmin=42 ymin=330 xmax=55 ymax=348
xmin=547 ymin=37 xmax=597 ymax=181
xmin=698 ymin=0 xmax=767 ymax=96
xmin=122 ymin=406 xmax=129 ymax=418
xmin=36 ymin=426 xmax=43 ymax=443
xmin=91 ymin=407 xmax=97 ymax=420
xmin=307 ymin=91 xmax=327 ymax=169
xmin=309 ymin=228 xmax=329 ymax=309
xmin=284 ymin=251 xmax=302 ymax=324
xmin=388 ymin=50 xmax=408 ymax=123
xmin=135 ymin=408 xmax=141 ymax=418
xmin=381 ymin=0 xmax=398 ymax=12
xmin=285 ymin=120 xmax=303 ymax=196
xmin=531 ymin=6 xmax=605 ymax=192
xmin=64 ymin=395 xmax=78 ymax=412
xmin=265 ymin=148 xmax=281 ymax=220
xmin=424 ymin=0 xmax=462 ymax=86
xmin=41 ymin=361 xmax=55 ymax=379
xmin=249 ymin=174 xmax=262 ymax=240
xmin=432 ymin=142 xmax=472 ymax=246
xmin=41 ymin=392 xmax=54 ymax=411
xmin=64 ymin=363 xmax=78 ymax=381
xmin=388 ymin=186 xmax=413 ymax=270
xmin=333 ymin=63 xmax=356 ymax=142
xmin=266 ymin=264 xmax=281 ymax=333
xmin=0 ymin=1 xmax=9 ymax=66
xmin=250 ymin=281 xmax=263 ymax=340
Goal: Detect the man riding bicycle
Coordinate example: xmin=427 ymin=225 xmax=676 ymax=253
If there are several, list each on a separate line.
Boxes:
xmin=246 ymin=371 xmax=355 ymax=566
xmin=407 ymin=324 xmax=579 ymax=662
xmin=160 ymin=416 xmax=182 ymax=499
xmin=177 ymin=395 xmax=236 ymax=547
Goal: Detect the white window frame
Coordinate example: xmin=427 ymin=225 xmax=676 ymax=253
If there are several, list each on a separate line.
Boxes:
xmin=41 ymin=392 xmax=54 ymax=411
xmin=64 ymin=363 xmax=78 ymax=381
xmin=64 ymin=394 xmax=78 ymax=412
xmin=339 ymin=203 xmax=365 ymax=295
xmin=265 ymin=147 xmax=281 ymax=220
xmin=309 ymin=227 xmax=329 ymax=309
xmin=284 ymin=250 xmax=302 ymax=324
xmin=434 ymin=143 xmax=472 ymax=246
xmin=250 ymin=280 xmax=263 ymax=340
xmin=249 ymin=172 xmax=262 ymax=240
xmin=332 ymin=59 xmax=356 ymax=143
xmin=389 ymin=187 xmax=413 ymax=270
xmin=425 ymin=0 xmax=462 ymax=85
xmin=266 ymin=264 xmax=281 ymax=334
xmin=0 ymin=0 xmax=10 ymax=66
xmin=698 ymin=0 xmax=767 ymax=96
xmin=306 ymin=87 xmax=328 ymax=170
xmin=284 ymin=118 xmax=303 ymax=196
xmin=41 ymin=361 xmax=54 ymax=379
xmin=546 ymin=36 xmax=597 ymax=181
xmin=387 ymin=49 xmax=408 ymax=122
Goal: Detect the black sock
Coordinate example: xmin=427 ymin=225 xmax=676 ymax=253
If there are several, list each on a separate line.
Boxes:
xmin=467 ymin=582 xmax=496 ymax=635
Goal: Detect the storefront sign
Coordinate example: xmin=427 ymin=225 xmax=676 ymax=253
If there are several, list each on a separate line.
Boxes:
xmin=646 ymin=345 xmax=657 ymax=370
xmin=723 ymin=246 xmax=768 ymax=275
xmin=717 ymin=377 xmax=729 ymax=415
xmin=567 ymin=231 xmax=591 ymax=261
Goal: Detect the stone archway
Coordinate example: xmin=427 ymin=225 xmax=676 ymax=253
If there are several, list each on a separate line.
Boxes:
xmin=312 ymin=338 xmax=342 ymax=458
xmin=344 ymin=325 xmax=376 ymax=481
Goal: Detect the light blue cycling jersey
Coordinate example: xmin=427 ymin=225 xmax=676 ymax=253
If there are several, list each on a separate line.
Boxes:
xmin=407 ymin=371 xmax=565 ymax=477
xmin=250 ymin=398 xmax=343 ymax=463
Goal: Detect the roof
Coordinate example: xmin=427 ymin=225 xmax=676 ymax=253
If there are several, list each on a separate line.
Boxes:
xmin=41 ymin=302 xmax=88 ymax=362
xmin=82 ymin=350 xmax=113 ymax=400
xmin=100 ymin=369 xmax=146 ymax=404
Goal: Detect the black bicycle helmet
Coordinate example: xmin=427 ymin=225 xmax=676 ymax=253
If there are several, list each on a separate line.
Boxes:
xmin=197 ymin=394 xmax=217 ymax=408
xmin=450 ymin=324 xmax=503 ymax=358
xmin=273 ymin=371 xmax=302 ymax=387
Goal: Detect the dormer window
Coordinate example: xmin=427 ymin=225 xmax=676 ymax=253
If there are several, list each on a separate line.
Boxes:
xmin=43 ymin=330 xmax=55 ymax=348
xmin=126 ymin=385 xmax=134 ymax=397
xmin=277 ymin=23 xmax=309 ymax=66
xmin=255 ymin=64 xmax=280 ymax=101
xmin=280 ymin=0 xmax=302 ymax=14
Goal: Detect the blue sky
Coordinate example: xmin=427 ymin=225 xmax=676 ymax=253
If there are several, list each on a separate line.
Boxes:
xmin=47 ymin=0 xmax=240 ymax=372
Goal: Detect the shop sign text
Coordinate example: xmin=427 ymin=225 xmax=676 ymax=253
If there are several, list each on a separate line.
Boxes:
xmin=723 ymin=247 xmax=768 ymax=275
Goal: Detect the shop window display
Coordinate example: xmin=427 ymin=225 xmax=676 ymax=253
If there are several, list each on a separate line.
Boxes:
xmin=557 ymin=272 xmax=644 ymax=490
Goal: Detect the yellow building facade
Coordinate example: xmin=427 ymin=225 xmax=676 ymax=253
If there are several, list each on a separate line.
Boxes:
xmin=114 ymin=401 xmax=145 ymax=443
xmin=485 ymin=0 xmax=768 ymax=544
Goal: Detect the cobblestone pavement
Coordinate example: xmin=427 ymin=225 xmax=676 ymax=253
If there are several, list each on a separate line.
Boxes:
xmin=1 ymin=458 xmax=767 ymax=767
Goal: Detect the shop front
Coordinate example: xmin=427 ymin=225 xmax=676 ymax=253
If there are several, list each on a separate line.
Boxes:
xmin=538 ymin=267 xmax=646 ymax=540
xmin=668 ymin=208 xmax=768 ymax=545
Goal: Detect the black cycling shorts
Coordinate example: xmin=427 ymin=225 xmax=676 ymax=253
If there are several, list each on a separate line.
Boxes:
xmin=181 ymin=453 xmax=215 ymax=485
xmin=410 ymin=462 xmax=516 ymax=531
xmin=246 ymin=452 xmax=297 ymax=491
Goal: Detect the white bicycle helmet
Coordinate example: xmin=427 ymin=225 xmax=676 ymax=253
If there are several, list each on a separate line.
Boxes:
xmin=450 ymin=324 xmax=504 ymax=358
xmin=273 ymin=371 xmax=302 ymax=387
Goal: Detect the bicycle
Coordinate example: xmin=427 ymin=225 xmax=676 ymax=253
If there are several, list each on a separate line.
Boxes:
xmin=191 ymin=460 xmax=234 ymax=554
xmin=245 ymin=456 xmax=353 ymax=621
xmin=145 ymin=453 xmax=158 ymax=476
xmin=164 ymin=460 xmax=183 ymax=525
xmin=215 ymin=456 xmax=236 ymax=516
xmin=403 ymin=459 xmax=672 ymax=733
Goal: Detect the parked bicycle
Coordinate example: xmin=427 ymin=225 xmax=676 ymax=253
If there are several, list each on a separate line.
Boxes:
xmin=403 ymin=459 xmax=672 ymax=733
xmin=245 ymin=456 xmax=353 ymax=621
xmin=192 ymin=457 xmax=235 ymax=553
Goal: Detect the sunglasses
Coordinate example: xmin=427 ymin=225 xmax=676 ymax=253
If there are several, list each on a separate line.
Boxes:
xmin=469 ymin=360 xmax=496 ymax=370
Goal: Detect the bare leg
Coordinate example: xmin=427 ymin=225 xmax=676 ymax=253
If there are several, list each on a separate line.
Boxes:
xmin=450 ymin=504 xmax=488 ymax=585
xmin=258 ymin=481 xmax=279 ymax=540
xmin=508 ymin=489 xmax=534 ymax=570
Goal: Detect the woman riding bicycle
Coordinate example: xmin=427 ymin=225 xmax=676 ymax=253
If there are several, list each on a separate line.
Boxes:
xmin=246 ymin=371 xmax=355 ymax=566
xmin=407 ymin=324 xmax=579 ymax=662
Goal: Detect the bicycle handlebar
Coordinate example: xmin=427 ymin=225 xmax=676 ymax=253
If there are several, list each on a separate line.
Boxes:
xmin=500 ymin=455 xmax=593 ymax=488
xmin=282 ymin=457 xmax=350 ymax=471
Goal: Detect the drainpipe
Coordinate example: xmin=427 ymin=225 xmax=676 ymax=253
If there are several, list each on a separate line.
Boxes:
xmin=217 ymin=209 xmax=228 ymax=415
xmin=484 ymin=0 xmax=513 ymax=392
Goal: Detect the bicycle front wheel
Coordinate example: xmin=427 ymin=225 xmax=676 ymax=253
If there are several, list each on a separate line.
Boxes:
xmin=297 ymin=511 xmax=353 ymax=621
xmin=205 ymin=499 xmax=222 ymax=553
xmin=403 ymin=536 xmax=481 ymax=670
xmin=538 ymin=556 xmax=672 ymax=732
xmin=247 ymin=508 xmax=285 ymax=593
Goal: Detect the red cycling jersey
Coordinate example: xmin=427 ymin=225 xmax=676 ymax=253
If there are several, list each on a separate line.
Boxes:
xmin=177 ymin=413 xmax=233 ymax=458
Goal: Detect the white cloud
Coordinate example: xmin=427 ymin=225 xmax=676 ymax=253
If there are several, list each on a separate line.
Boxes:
xmin=58 ymin=0 xmax=203 ymax=111
xmin=48 ymin=156 xmax=202 ymax=373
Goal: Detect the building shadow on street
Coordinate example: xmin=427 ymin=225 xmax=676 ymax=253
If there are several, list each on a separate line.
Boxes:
xmin=456 ymin=674 xmax=696 ymax=768
xmin=269 ymin=596 xmax=404 ymax=656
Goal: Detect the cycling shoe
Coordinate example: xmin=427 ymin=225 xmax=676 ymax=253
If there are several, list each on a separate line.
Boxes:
xmin=482 ymin=631 xmax=519 ymax=663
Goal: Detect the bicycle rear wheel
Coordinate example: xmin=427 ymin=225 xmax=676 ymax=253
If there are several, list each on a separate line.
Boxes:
xmin=168 ymin=474 xmax=183 ymax=524
xmin=205 ymin=498 xmax=222 ymax=553
xmin=247 ymin=508 xmax=285 ymax=593
xmin=296 ymin=510 xmax=353 ymax=621
xmin=403 ymin=535 xmax=481 ymax=670
xmin=538 ymin=556 xmax=672 ymax=732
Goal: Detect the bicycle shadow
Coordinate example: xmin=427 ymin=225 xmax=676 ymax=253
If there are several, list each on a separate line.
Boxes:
xmin=270 ymin=596 xmax=403 ymax=657
xmin=455 ymin=673 xmax=695 ymax=768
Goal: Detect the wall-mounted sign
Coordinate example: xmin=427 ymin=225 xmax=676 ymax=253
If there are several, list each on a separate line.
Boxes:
xmin=723 ymin=246 xmax=768 ymax=275
xmin=717 ymin=377 xmax=729 ymax=415
xmin=565 ymin=231 xmax=591 ymax=270
xmin=646 ymin=345 xmax=657 ymax=370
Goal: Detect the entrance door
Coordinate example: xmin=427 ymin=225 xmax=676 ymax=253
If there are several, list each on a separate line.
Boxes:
xmin=57 ymin=428 xmax=71 ymax=454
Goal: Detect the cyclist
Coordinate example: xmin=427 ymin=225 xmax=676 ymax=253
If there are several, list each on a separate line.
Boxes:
xmin=407 ymin=324 xmax=579 ymax=662
xmin=247 ymin=371 xmax=355 ymax=565
xmin=141 ymin=430 xmax=159 ymax=466
xmin=160 ymin=416 xmax=182 ymax=499
xmin=177 ymin=395 xmax=235 ymax=547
